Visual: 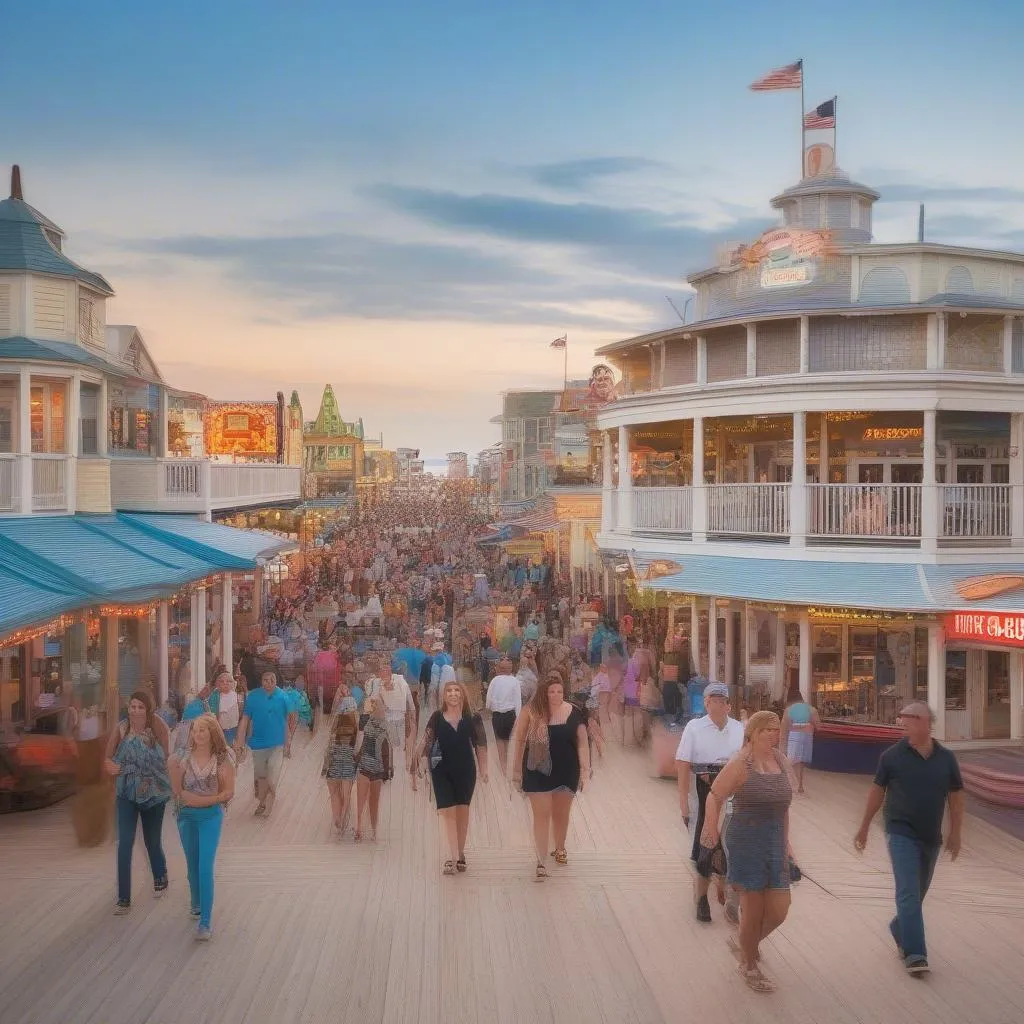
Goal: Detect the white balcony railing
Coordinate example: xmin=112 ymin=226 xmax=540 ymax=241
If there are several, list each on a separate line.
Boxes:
xmin=111 ymin=458 xmax=301 ymax=513
xmin=632 ymin=486 xmax=693 ymax=532
xmin=808 ymin=483 xmax=921 ymax=539
xmin=0 ymin=455 xmax=17 ymax=512
xmin=940 ymin=484 xmax=1012 ymax=540
xmin=32 ymin=455 xmax=68 ymax=511
xmin=708 ymin=483 xmax=790 ymax=536
xmin=209 ymin=463 xmax=302 ymax=509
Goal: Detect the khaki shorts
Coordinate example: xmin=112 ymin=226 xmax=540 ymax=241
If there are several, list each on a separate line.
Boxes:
xmin=251 ymin=746 xmax=284 ymax=789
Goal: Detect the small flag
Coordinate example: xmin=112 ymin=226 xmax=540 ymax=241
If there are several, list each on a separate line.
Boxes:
xmin=749 ymin=60 xmax=803 ymax=91
xmin=550 ymin=336 xmax=567 ymax=349
xmin=804 ymin=98 xmax=836 ymax=130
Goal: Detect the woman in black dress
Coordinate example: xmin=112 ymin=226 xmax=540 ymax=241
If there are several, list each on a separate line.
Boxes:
xmin=511 ymin=672 xmax=590 ymax=880
xmin=412 ymin=681 xmax=488 ymax=875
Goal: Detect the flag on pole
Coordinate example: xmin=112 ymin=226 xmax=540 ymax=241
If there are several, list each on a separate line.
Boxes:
xmin=803 ymin=98 xmax=836 ymax=130
xmin=749 ymin=60 xmax=803 ymax=91
xmin=550 ymin=336 xmax=567 ymax=349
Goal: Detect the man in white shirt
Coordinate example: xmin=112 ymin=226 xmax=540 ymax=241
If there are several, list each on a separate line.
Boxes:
xmin=675 ymin=681 xmax=744 ymax=923
xmin=485 ymin=655 xmax=522 ymax=777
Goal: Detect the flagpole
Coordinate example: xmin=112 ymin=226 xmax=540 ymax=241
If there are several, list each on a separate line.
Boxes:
xmin=832 ymin=94 xmax=838 ymax=168
xmin=799 ymin=58 xmax=805 ymax=179
xmin=563 ymin=336 xmax=568 ymax=386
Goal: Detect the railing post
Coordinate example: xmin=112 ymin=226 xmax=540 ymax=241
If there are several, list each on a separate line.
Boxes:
xmin=1012 ymin=412 xmax=1024 ymax=549
xmin=616 ymin=425 xmax=633 ymax=533
xmin=201 ymin=460 xmax=213 ymax=521
xmin=692 ymin=415 xmax=707 ymax=542
xmin=17 ymin=368 xmax=32 ymax=514
xmin=791 ymin=411 xmax=807 ymax=548
xmin=922 ymin=410 xmax=938 ymax=553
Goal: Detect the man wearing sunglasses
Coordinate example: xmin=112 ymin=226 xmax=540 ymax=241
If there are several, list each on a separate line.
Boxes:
xmin=854 ymin=701 xmax=964 ymax=976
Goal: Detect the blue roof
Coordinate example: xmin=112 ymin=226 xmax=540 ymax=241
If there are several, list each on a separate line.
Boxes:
xmin=632 ymin=552 xmax=1024 ymax=614
xmin=0 ymin=336 xmax=124 ymax=374
xmin=0 ymin=196 xmax=113 ymax=294
xmin=0 ymin=513 xmax=286 ymax=640
xmin=120 ymin=513 xmax=297 ymax=562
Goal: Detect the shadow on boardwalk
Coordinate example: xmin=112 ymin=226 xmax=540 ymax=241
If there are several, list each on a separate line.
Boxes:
xmin=1 ymin=727 xmax=1022 ymax=1024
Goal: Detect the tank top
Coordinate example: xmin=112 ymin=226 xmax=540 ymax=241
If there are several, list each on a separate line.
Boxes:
xmin=788 ymin=702 xmax=812 ymax=726
xmin=114 ymin=726 xmax=171 ymax=808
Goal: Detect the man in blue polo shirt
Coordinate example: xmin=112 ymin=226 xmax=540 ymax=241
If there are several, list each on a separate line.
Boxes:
xmin=235 ymin=670 xmax=295 ymax=818
xmin=854 ymin=700 xmax=964 ymax=976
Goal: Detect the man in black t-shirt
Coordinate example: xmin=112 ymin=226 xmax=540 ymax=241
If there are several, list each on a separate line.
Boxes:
xmin=853 ymin=701 xmax=964 ymax=975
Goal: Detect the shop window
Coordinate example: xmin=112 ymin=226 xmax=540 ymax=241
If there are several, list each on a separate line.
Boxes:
xmin=0 ymin=384 xmax=14 ymax=453
xmin=945 ymin=651 xmax=967 ymax=711
xmin=29 ymin=616 xmax=106 ymax=737
xmin=80 ymin=382 xmax=100 ymax=455
xmin=30 ymin=380 xmax=67 ymax=454
xmin=109 ymin=383 xmax=159 ymax=456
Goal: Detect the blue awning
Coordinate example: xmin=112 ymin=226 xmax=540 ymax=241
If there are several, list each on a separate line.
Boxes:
xmin=0 ymin=513 xmax=294 ymax=641
xmin=631 ymin=551 xmax=1024 ymax=614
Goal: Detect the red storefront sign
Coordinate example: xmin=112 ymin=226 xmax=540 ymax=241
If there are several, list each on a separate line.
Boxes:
xmin=944 ymin=612 xmax=1024 ymax=648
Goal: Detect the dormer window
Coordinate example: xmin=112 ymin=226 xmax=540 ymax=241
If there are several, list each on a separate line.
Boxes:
xmin=79 ymin=296 xmax=95 ymax=346
xmin=43 ymin=228 xmax=62 ymax=253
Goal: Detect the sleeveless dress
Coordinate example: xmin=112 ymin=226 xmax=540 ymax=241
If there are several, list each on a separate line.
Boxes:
xmin=114 ymin=728 xmax=171 ymax=808
xmin=522 ymin=707 xmax=584 ymax=794
xmin=725 ymin=751 xmax=793 ymax=891
xmin=327 ymin=740 xmax=358 ymax=781
xmin=357 ymin=719 xmax=391 ymax=782
xmin=786 ymin=702 xmax=814 ymax=764
xmin=427 ymin=711 xmax=485 ymax=809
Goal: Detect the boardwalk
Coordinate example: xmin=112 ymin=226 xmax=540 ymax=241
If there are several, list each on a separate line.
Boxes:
xmin=1 ymin=727 xmax=1022 ymax=1024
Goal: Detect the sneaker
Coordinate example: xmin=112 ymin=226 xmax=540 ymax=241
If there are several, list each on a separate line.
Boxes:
xmin=905 ymin=956 xmax=929 ymax=975
xmin=696 ymin=894 xmax=712 ymax=923
xmin=195 ymin=926 xmax=212 ymax=942
xmin=114 ymin=899 xmax=131 ymax=915
xmin=154 ymin=876 xmax=168 ymax=897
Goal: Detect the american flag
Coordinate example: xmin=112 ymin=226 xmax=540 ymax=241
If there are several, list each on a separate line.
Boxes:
xmin=550 ymin=335 xmax=567 ymax=349
xmin=804 ymin=98 xmax=836 ymax=130
xmin=749 ymin=60 xmax=803 ymax=91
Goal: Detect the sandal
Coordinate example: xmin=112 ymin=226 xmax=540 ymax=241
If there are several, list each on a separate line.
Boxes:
xmin=443 ymin=860 xmax=456 ymax=876
xmin=535 ymin=863 xmax=548 ymax=881
xmin=738 ymin=964 xmax=776 ymax=994
xmin=456 ymin=857 xmax=467 ymax=873
xmin=552 ymin=849 xmax=568 ymax=865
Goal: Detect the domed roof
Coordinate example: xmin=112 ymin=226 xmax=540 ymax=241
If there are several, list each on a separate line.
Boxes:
xmin=770 ymin=170 xmax=880 ymax=209
xmin=0 ymin=165 xmax=113 ymax=294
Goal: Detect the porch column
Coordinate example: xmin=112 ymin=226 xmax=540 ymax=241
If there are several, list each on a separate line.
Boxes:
xmin=925 ymin=314 xmax=941 ymax=369
xmin=799 ymin=316 xmax=810 ymax=374
xmin=1010 ymin=649 xmax=1024 ymax=742
xmin=1003 ymin=315 xmax=1015 ymax=375
xmin=708 ymin=597 xmax=719 ymax=681
xmin=255 ymin=566 xmax=266 ymax=624
xmin=103 ymin=615 xmax=120 ymax=725
xmin=601 ymin=430 xmax=613 ymax=531
xmin=617 ymin=424 xmax=633 ymax=532
xmin=690 ymin=597 xmax=701 ymax=675
xmin=798 ymin=610 xmax=811 ymax=701
xmin=1011 ymin=412 xmax=1024 ymax=548
xmin=221 ymin=574 xmax=234 ymax=674
xmin=791 ymin=411 xmax=807 ymax=548
xmin=921 ymin=409 xmax=938 ymax=554
xmin=156 ymin=601 xmax=169 ymax=705
xmin=775 ymin=614 xmax=788 ymax=700
xmin=97 ymin=378 xmax=108 ymax=456
xmin=67 ymin=373 xmax=81 ymax=514
xmin=936 ymin=313 xmax=947 ymax=367
xmin=190 ymin=586 xmax=207 ymax=692
xmin=723 ymin=602 xmax=736 ymax=685
xmin=927 ymin=622 xmax=946 ymax=741
xmin=696 ymin=336 xmax=708 ymax=385
xmin=692 ymin=415 xmax=707 ymax=541
xmin=17 ymin=367 xmax=31 ymax=514
xmin=745 ymin=324 xmax=756 ymax=378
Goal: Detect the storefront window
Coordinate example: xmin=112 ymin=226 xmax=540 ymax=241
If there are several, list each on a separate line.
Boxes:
xmin=80 ymin=382 xmax=100 ymax=455
xmin=117 ymin=613 xmax=158 ymax=707
xmin=30 ymin=380 xmax=67 ymax=454
xmin=109 ymin=382 xmax=159 ymax=456
xmin=0 ymin=645 xmax=25 ymax=727
xmin=167 ymin=396 xmax=205 ymax=458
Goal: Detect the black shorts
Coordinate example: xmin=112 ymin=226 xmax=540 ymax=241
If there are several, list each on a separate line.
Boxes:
xmin=491 ymin=710 xmax=517 ymax=741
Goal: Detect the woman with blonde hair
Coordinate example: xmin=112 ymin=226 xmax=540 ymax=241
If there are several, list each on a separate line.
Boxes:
xmin=413 ymin=681 xmax=488 ymax=875
xmin=354 ymin=696 xmax=392 ymax=842
xmin=169 ymin=714 xmax=235 ymax=941
xmin=702 ymin=710 xmax=794 ymax=994
xmin=323 ymin=710 xmax=360 ymax=835
xmin=511 ymin=672 xmax=590 ymax=880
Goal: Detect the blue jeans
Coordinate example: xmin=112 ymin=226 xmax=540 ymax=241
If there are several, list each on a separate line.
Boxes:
xmin=116 ymin=797 xmax=168 ymax=902
xmin=886 ymin=833 xmax=940 ymax=961
xmin=177 ymin=805 xmax=224 ymax=929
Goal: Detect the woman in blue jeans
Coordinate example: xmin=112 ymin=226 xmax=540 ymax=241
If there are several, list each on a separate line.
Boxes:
xmin=169 ymin=713 xmax=235 ymax=940
xmin=104 ymin=690 xmax=172 ymax=914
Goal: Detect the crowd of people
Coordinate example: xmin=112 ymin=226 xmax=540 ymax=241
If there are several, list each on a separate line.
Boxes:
xmin=101 ymin=482 xmax=967 ymax=1002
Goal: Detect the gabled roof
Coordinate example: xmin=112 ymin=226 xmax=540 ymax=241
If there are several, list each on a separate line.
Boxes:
xmin=105 ymin=325 xmax=165 ymax=384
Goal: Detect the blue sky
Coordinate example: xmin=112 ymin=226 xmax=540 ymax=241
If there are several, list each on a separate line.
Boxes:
xmin=4 ymin=1 xmax=1024 ymax=457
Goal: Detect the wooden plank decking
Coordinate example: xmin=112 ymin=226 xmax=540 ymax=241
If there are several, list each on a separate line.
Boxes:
xmin=1 ymin=727 xmax=1022 ymax=1024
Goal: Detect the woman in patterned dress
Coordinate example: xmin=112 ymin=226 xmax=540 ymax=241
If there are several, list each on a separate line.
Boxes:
xmin=354 ymin=697 xmax=392 ymax=842
xmin=703 ymin=711 xmax=795 ymax=994
xmin=323 ymin=706 xmax=359 ymax=835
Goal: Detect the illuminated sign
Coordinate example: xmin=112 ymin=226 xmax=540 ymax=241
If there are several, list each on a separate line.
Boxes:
xmin=945 ymin=612 xmax=1024 ymax=648
xmin=861 ymin=427 xmax=923 ymax=442
xmin=204 ymin=401 xmax=278 ymax=458
xmin=737 ymin=228 xmax=834 ymax=268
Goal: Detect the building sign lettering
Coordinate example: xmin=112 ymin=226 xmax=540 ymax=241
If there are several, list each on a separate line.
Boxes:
xmin=862 ymin=427 xmax=923 ymax=442
xmin=944 ymin=612 xmax=1024 ymax=648
xmin=760 ymin=264 xmax=814 ymax=288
